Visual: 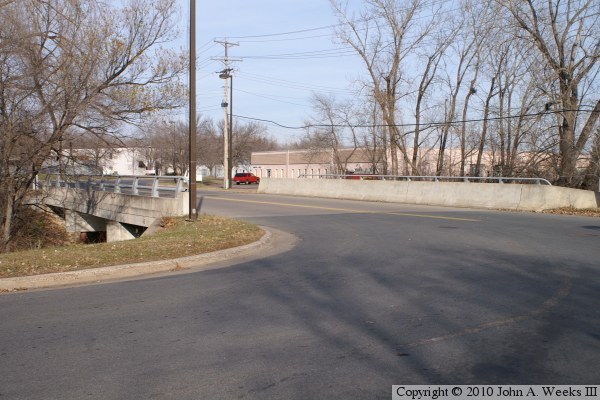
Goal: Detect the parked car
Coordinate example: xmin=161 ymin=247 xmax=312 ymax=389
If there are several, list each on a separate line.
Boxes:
xmin=233 ymin=172 xmax=260 ymax=185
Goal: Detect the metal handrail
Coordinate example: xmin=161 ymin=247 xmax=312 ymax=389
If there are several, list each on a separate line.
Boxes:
xmin=297 ymin=174 xmax=552 ymax=185
xmin=40 ymin=174 xmax=188 ymax=198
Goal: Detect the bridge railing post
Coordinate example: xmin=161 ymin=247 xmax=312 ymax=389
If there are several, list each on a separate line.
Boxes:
xmin=132 ymin=176 xmax=139 ymax=195
xmin=175 ymin=177 xmax=183 ymax=197
xmin=151 ymin=177 xmax=159 ymax=198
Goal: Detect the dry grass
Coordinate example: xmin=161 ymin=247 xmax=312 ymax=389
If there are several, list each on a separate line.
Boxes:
xmin=0 ymin=215 xmax=263 ymax=278
xmin=7 ymin=208 xmax=72 ymax=252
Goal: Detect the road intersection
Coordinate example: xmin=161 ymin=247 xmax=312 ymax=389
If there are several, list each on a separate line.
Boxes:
xmin=1 ymin=190 xmax=598 ymax=399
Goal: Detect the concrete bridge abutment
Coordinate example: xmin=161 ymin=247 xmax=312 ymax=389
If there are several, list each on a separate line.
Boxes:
xmin=40 ymin=186 xmax=188 ymax=243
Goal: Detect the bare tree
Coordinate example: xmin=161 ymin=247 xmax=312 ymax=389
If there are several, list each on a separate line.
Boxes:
xmin=412 ymin=30 xmax=453 ymax=176
xmin=360 ymin=101 xmax=388 ymax=174
xmin=435 ymin=0 xmax=493 ymax=176
xmin=232 ymin=120 xmax=278 ymax=169
xmin=459 ymin=56 xmax=482 ymax=176
xmin=487 ymin=38 xmax=547 ymax=177
xmin=0 ymin=0 xmax=186 ymax=251
xmin=145 ymin=120 xmax=189 ymax=175
xmin=498 ymin=0 xmax=600 ymax=186
xmin=331 ymin=0 xmax=439 ymax=175
xmin=197 ymin=118 xmax=222 ymax=176
xmin=143 ymin=116 xmax=275 ymax=177
xmin=475 ymin=72 xmax=500 ymax=177
xmin=301 ymin=94 xmax=360 ymax=174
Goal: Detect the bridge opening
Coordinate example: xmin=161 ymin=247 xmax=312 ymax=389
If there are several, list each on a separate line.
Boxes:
xmin=120 ymin=223 xmax=147 ymax=239
xmin=80 ymin=231 xmax=106 ymax=244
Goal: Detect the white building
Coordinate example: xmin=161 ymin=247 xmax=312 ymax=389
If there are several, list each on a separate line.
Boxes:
xmin=101 ymin=148 xmax=155 ymax=176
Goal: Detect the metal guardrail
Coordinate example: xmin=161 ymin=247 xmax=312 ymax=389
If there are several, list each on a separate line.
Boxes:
xmin=297 ymin=174 xmax=552 ymax=185
xmin=40 ymin=174 xmax=188 ymax=198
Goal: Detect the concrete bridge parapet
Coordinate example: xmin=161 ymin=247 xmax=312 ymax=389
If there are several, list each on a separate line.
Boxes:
xmin=258 ymin=178 xmax=599 ymax=211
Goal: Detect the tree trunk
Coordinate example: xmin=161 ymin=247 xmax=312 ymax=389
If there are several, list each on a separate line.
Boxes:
xmin=475 ymin=77 xmax=496 ymax=177
xmin=460 ymin=64 xmax=480 ymax=176
xmin=556 ymin=90 xmax=580 ymax=186
xmin=1 ymin=178 xmax=14 ymax=253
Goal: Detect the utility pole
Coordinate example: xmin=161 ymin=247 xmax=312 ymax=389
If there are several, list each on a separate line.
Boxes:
xmin=188 ymin=0 xmax=197 ymax=220
xmin=214 ymin=40 xmax=240 ymax=189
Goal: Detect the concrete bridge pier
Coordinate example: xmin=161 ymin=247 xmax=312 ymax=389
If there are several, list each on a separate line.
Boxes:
xmin=107 ymin=221 xmax=142 ymax=242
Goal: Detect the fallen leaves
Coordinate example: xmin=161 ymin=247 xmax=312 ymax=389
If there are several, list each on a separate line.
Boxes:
xmin=543 ymin=207 xmax=600 ymax=217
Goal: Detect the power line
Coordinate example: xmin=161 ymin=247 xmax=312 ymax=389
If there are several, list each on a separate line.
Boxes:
xmin=214 ymin=0 xmax=457 ymax=40
xmin=197 ymin=59 xmax=219 ymax=69
xmin=198 ymin=40 xmax=219 ymax=53
xmin=233 ymin=109 xmax=596 ymax=130
xmin=217 ymin=24 xmax=341 ymax=40
xmin=238 ymin=48 xmax=357 ymax=60
xmin=237 ymin=33 xmax=337 ymax=44
xmin=237 ymin=76 xmax=356 ymax=96
xmin=236 ymin=71 xmax=356 ymax=94
xmin=234 ymin=88 xmax=310 ymax=108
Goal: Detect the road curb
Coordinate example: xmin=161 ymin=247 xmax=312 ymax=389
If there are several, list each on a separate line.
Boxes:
xmin=0 ymin=227 xmax=285 ymax=292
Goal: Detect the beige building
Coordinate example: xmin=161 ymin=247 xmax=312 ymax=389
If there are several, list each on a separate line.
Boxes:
xmin=251 ymin=147 xmax=495 ymax=178
xmin=251 ymin=148 xmax=381 ymax=179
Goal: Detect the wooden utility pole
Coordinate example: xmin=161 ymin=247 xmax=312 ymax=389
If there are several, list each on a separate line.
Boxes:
xmin=214 ymin=40 xmax=240 ymax=189
xmin=188 ymin=0 xmax=197 ymax=220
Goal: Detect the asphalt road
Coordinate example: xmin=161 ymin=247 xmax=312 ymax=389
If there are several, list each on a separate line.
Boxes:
xmin=1 ymin=190 xmax=599 ymax=399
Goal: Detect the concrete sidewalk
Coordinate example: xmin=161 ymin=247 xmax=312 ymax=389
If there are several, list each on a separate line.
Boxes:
xmin=0 ymin=227 xmax=297 ymax=293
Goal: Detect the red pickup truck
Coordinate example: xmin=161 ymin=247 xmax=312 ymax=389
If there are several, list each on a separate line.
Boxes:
xmin=233 ymin=172 xmax=260 ymax=185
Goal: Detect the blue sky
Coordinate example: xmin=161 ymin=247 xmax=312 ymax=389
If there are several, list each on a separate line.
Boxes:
xmin=173 ymin=0 xmax=365 ymax=143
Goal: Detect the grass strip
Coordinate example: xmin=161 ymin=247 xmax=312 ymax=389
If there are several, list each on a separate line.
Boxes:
xmin=0 ymin=215 xmax=263 ymax=278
